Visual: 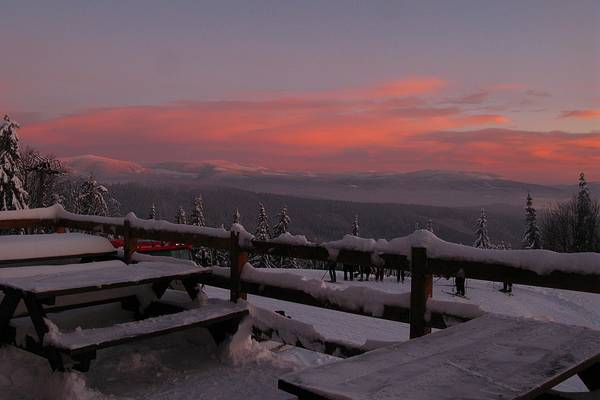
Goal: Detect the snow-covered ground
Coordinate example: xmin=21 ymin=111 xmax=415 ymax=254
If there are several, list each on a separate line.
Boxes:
xmin=1 ymin=268 xmax=598 ymax=399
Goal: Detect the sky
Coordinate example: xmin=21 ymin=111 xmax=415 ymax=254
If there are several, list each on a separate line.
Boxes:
xmin=1 ymin=0 xmax=599 ymax=183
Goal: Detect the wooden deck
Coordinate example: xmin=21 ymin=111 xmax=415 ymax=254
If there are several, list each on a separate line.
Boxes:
xmin=279 ymin=314 xmax=600 ymax=400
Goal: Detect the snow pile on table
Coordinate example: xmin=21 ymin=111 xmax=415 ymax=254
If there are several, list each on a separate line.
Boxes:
xmin=250 ymin=304 xmax=397 ymax=356
xmin=0 ymin=260 xmax=207 ymax=294
xmin=0 ymin=233 xmax=115 ymax=261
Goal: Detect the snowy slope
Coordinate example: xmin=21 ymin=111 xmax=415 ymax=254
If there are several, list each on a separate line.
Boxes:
xmin=60 ymin=155 xmax=149 ymax=178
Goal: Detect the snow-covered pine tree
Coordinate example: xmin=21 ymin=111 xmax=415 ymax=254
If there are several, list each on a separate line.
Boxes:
xmin=252 ymin=203 xmax=273 ymax=267
xmin=76 ymin=175 xmax=109 ymax=216
xmin=175 ymin=206 xmax=187 ymax=224
xmin=474 ymin=208 xmax=491 ymax=249
xmin=0 ymin=115 xmax=28 ymax=211
xmin=426 ymin=218 xmax=434 ymax=233
xmin=233 ymin=208 xmax=241 ymax=224
xmin=149 ymin=204 xmax=157 ymax=219
xmin=255 ymin=203 xmax=271 ymax=240
xmin=522 ymin=193 xmax=541 ymax=249
xmin=273 ymin=205 xmax=299 ymax=268
xmin=352 ymin=215 xmax=360 ymax=236
xmin=190 ymin=195 xmax=206 ymax=226
xmin=574 ymin=172 xmax=598 ymax=252
xmin=273 ymin=205 xmax=290 ymax=237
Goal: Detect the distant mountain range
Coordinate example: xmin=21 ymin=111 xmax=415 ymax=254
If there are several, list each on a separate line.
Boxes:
xmin=60 ymin=154 xmax=595 ymax=208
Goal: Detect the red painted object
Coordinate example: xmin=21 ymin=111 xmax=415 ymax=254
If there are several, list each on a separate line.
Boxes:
xmin=111 ymin=239 xmax=195 ymax=261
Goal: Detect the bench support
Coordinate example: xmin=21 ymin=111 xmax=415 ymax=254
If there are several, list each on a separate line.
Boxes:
xmin=22 ymin=294 xmax=65 ymax=371
xmin=578 ymin=362 xmax=600 ymax=391
xmin=410 ymin=247 xmax=432 ymax=339
xmin=230 ymin=231 xmax=248 ymax=302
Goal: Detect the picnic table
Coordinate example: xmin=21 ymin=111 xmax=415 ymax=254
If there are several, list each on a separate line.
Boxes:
xmin=279 ymin=313 xmax=600 ymax=400
xmin=0 ymin=261 xmax=248 ymax=371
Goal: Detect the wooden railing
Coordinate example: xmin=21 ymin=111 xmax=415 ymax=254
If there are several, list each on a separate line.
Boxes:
xmin=1 ymin=206 xmax=599 ymax=341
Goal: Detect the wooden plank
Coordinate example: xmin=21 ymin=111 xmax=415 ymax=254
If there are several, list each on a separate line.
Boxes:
xmin=409 ymin=247 xmax=432 ymax=338
xmin=427 ymin=258 xmax=600 ymax=294
xmin=48 ymin=301 xmax=248 ymax=357
xmin=0 ymin=219 xmax=56 ymax=231
xmin=279 ymin=314 xmax=600 ymax=400
xmin=0 ymin=263 xmax=211 ymax=298
xmin=0 ymin=289 xmax=20 ymax=342
xmin=0 ymin=251 xmax=117 ymax=267
xmin=230 ymin=232 xmax=248 ymax=302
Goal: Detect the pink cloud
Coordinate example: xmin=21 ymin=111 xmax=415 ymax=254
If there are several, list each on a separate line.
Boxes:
xmin=14 ymin=77 xmax=598 ymax=183
xmin=559 ymin=109 xmax=600 ymax=119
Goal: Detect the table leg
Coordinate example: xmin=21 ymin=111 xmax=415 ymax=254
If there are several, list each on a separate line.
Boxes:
xmin=182 ymin=278 xmax=200 ymax=300
xmin=0 ymin=289 xmax=20 ymax=343
xmin=22 ymin=294 xmax=64 ymax=371
xmin=579 ymin=362 xmax=600 ymax=391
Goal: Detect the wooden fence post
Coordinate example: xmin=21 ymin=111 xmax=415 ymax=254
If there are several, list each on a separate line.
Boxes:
xmin=123 ymin=220 xmax=137 ymax=264
xmin=409 ymin=247 xmax=432 ymax=339
xmin=230 ymin=231 xmax=248 ymax=302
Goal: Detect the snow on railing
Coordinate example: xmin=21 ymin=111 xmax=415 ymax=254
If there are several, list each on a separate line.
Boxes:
xmin=2 ymin=206 xmax=600 ymax=278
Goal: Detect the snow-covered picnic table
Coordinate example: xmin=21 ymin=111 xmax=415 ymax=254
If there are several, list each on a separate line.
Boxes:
xmin=0 ymin=261 xmax=248 ymax=371
xmin=0 ymin=233 xmax=117 ymax=266
xmin=279 ymin=313 xmax=600 ymax=400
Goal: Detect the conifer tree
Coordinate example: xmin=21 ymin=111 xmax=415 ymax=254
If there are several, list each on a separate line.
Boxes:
xmin=273 ymin=205 xmax=290 ymax=237
xmin=273 ymin=205 xmax=299 ymax=268
xmin=255 ymin=203 xmax=271 ymax=240
xmin=233 ymin=208 xmax=241 ymax=224
xmin=175 ymin=206 xmax=187 ymax=224
xmin=352 ymin=215 xmax=360 ymax=236
xmin=77 ymin=175 xmax=109 ymax=216
xmin=0 ymin=115 xmax=28 ymax=210
xmin=427 ymin=218 xmax=434 ymax=233
xmin=190 ymin=195 xmax=206 ymax=226
xmin=253 ymin=203 xmax=273 ymax=267
xmin=574 ymin=172 xmax=597 ymax=251
xmin=522 ymin=193 xmax=541 ymax=249
xmin=149 ymin=203 xmax=157 ymax=220
xmin=474 ymin=208 xmax=491 ymax=249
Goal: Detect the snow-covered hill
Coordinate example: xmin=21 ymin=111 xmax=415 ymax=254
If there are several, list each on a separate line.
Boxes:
xmin=58 ymin=154 xmax=580 ymax=207
xmin=60 ymin=155 xmax=149 ymax=178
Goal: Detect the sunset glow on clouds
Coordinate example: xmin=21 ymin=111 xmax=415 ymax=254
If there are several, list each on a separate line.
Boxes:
xmin=19 ymin=76 xmax=599 ymax=183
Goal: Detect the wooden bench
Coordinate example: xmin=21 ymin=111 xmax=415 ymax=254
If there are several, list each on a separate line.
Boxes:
xmin=278 ymin=314 xmax=600 ymax=400
xmin=0 ymin=261 xmax=248 ymax=371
